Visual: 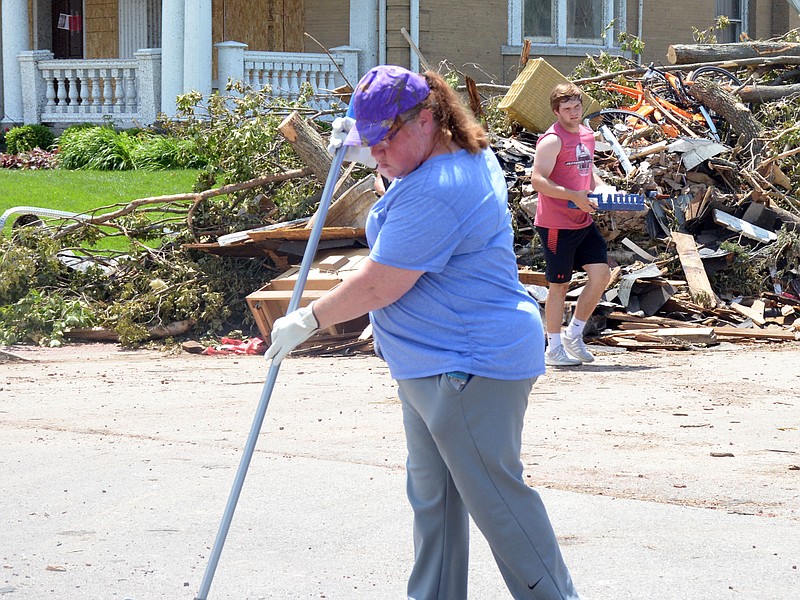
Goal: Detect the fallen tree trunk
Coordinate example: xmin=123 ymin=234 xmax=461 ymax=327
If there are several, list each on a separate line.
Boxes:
xmin=736 ymin=83 xmax=800 ymax=103
xmin=686 ymin=79 xmax=764 ymax=157
xmin=278 ymin=111 xmax=359 ymax=192
xmin=573 ymin=56 xmax=800 ymax=86
xmin=668 ymin=41 xmax=800 ymax=65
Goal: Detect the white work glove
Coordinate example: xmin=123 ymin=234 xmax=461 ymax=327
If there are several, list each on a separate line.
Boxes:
xmin=264 ymin=303 xmax=319 ymax=364
xmin=327 ymin=117 xmax=378 ymax=169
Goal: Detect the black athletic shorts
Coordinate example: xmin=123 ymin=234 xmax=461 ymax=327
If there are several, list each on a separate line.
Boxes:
xmin=536 ymin=224 xmax=608 ymax=284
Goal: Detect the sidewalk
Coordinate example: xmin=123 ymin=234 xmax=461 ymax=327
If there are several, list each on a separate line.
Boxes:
xmin=2 ymin=345 xmax=798 ymax=599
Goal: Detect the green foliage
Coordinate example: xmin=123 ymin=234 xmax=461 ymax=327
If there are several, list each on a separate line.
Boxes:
xmin=0 ymin=223 xmax=273 ymax=347
xmin=165 ymin=82 xmax=311 ymax=189
xmin=0 ymin=232 xmax=64 ymax=306
xmin=0 ymin=289 xmax=96 ymax=347
xmin=5 ymin=124 xmax=55 ymax=154
xmin=160 ymin=81 xmax=322 ymax=233
xmin=753 ymin=96 xmax=800 ymax=187
xmin=130 ymin=134 xmax=207 ymax=170
xmin=711 ymin=240 xmax=764 ymax=297
xmin=692 ymin=16 xmax=731 ymax=44
xmin=617 ymin=32 xmax=645 ymax=56
xmin=570 ymin=52 xmax=637 ymax=109
xmin=58 ymin=125 xmax=133 ymax=170
xmin=57 ymin=124 xmax=206 ymax=171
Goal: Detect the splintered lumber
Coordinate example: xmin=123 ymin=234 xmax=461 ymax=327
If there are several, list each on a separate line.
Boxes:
xmin=608 ymin=327 xmax=717 ymax=345
xmin=518 ymin=269 xmax=549 ymax=287
xmin=606 ymin=312 xmax=706 ymax=328
xmin=712 ymin=326 xmax=800 ymax=341
xmin=620 ymin=237 xmax=657 ymax=262
xmin=667 ymin=41 xmax=800 ymax=65
xmin=671 ymin=231 xmax=720 ymax=308
xmin=278 ymin=111 xmax=358 ymax=192
xmin=307 ymin=176 xmax=378 ymax=230
xmin=729 ymin=301 xmax=767 ymax=326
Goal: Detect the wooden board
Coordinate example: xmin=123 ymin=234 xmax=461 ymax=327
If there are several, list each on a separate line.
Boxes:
xmin=713 ymin=326 xmax=799 ymax=341
xmin=671 ymin=231 xmax=719 ymax=308
xmin=608 ymin=327 xmax=717 ymax=345
xmin=729 ymin=302 xmax=767 ymax=326
xmin=518 ymin=269 xmax=549 ymax=286
xmin=248 ymin=226 xmax=365 ymax=241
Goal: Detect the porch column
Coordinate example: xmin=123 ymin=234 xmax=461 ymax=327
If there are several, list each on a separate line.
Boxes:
xmin=161 ymin=0 xmax=185 ymax=116
xmin=349 ymin=0 xmax=379 ymax=75
xmin=136 ymin=49 xmax=163 ymax=125
xmin=215 ymin=41 xmax=248 ymax=91
xmin=18 ymin=50 xmax=53 ymax=125
xmin=183 ymin=0 xmax=212 ymax=97
xmin=2 ymin=0 xmax=31 ymax=125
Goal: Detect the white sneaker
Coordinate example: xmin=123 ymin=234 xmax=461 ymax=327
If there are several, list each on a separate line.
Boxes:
xmin=545 ymin=345 xmax=582 ymax=367
xmin=562 ymin=334 xmax=595 ymax=363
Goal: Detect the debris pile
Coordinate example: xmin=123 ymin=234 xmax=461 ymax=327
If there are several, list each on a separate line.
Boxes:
xmin=498 ymin=44 xmax=800 ymax=350
xmin=3 ymin=37 xmax=800 ymax=354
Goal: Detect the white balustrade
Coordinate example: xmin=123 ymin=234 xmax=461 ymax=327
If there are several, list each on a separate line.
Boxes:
xmin=242 ymin=51 xmax=350 ymax=112
xmin=36 ymin=59 xmax=139 ymax=124
xmin=21 ymin=46 xmax=359 ymax=127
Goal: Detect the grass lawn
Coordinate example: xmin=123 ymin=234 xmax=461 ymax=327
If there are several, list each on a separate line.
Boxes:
xmin=0 ymin=169 xmax=200 ymax=242
xmin=0 ymin=169 xmax=200 ymax=215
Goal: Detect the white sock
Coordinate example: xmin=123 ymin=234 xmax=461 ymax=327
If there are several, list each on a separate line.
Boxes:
xmin=547 ymin=333 xmax=562 ymax=349
xmin=565 ymin=317 xmax=587 ymax=340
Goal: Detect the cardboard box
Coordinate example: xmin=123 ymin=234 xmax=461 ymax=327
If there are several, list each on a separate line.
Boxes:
xmin=498 ymin=58 xmax=600 ymax=133
xmin=247 ymin=248 xmax=370 ymax=339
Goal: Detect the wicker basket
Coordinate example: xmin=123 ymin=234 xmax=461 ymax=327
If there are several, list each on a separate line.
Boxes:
xmin=498 ymin=58 xmax=600 ymax=133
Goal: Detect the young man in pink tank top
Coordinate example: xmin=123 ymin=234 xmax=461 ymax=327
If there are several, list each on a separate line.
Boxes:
xmin=531 ymin=83 xmax=611 ymax=367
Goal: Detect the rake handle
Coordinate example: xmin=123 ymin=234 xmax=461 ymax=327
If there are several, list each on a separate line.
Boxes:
xmin=195 ymin=146 xmax=348 ymax=600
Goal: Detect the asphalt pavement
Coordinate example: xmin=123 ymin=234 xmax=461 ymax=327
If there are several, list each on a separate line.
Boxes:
xmin=2 ymin=346 xmax=798 ymax=599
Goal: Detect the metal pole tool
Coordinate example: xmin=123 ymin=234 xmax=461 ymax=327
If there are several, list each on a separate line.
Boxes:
xmin=195 ymin=146 xmax=348 ymax=600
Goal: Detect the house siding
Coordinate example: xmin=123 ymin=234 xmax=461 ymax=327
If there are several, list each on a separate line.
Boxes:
xmin=423 ymin=0 xmax=507 ymax=82
xmin=386 ymin=0 xmax=411 ymax=67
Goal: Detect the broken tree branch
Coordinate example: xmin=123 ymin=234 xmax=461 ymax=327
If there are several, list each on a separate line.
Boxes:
xmin=53 ymin=168 xmax=312 ymax=241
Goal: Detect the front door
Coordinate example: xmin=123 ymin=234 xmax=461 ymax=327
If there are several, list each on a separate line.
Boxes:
xmin=52 ymin=0 xmax=83 ymax=59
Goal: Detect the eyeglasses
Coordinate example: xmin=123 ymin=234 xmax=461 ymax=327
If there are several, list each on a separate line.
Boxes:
xmin=373 ymin=117 xmax=407 ymax=149
xmin=373 ymin=105 xmax=423 ymax=149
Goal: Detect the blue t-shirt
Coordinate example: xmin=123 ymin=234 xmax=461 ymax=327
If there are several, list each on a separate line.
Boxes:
xmin=366 ymin=147 xmax=545 ymax=380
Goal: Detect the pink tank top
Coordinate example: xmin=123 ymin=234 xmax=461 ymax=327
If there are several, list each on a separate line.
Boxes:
xmin=534 ymin=121 xmax=595 ymax=230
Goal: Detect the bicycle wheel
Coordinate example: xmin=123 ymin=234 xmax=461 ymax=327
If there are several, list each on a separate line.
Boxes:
xmin=643 ymin=67 xmax=690 ymax=108
xmin=583 ymin=109 xmax=664 ymax=146
xmin=686 ymin=66 xmax=741 ymax=88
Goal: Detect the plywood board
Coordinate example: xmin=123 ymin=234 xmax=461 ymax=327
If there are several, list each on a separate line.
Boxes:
xmin=671 ymin=231 xmax=719 ymax=308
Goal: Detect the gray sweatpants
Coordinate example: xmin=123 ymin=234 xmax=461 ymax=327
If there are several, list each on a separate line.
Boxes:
xmin=397 ymin=374 xmax=580 ymax=600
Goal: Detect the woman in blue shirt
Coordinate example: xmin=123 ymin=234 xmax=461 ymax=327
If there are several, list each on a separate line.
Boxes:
xmin=266 ymin=65 xmax=580 ymax=600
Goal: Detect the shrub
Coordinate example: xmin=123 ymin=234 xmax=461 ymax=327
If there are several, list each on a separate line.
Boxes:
xmin=130 ymin=134 xmax=207 ymax=170
xmin=57 ymin=125 xmax=205 ymax=171
xmin=5 ymin=124 xmax=55 ymax=154
xmin=57 ymin=125 xmax=134 ymax=170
